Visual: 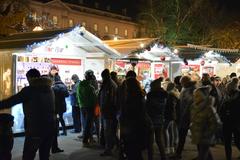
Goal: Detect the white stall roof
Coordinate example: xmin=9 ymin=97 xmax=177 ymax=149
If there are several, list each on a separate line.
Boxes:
xmin=26 ymin=26 xmax=120 ymax=58
xmin=139 ymin=44 xmax=181 ymax=62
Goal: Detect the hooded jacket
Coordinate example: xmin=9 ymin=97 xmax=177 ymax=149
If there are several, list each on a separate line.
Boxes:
xmin=0 ymin=77 xmax=56 ymax=137
xmin=190 ymin=97 xmax=219 ymax=145
xmin=179 ymin=81 xmax=196 ymax=129
xmin=77 ymin=80 xmax=97 ymax=108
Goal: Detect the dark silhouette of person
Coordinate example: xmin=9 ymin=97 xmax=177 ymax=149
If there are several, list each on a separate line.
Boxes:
xmin=120 ymin=77 xmax=153 ymax=160
xmin=70 ymin=74 xmax=81 ymax=133
xmin=220 ymin=78 xmax=240 ymax=160
xmin=99 ymin=69 xmax=118 ymax=156
xmin=146 ymin=79 xmax=168 ymax=160
xmin=0 ymin=69 xmax=55 ymax=160
xmin=0 ymin=113 xmax=14 ymax=160
xmin=51 ymin=74 xmax=69 ymax=153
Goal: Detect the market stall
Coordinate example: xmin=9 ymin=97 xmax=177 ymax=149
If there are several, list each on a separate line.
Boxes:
xmin=0 ymin=26 xmax=120 ymax=133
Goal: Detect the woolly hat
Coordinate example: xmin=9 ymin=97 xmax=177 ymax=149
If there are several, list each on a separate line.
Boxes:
xmin=166 ymin=82 xmax=175 ymax=92
xmin=226 ymin=77 xmax=239 ymax=93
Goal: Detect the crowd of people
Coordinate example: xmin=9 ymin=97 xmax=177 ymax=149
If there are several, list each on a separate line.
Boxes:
xmin=0 ymin=67 xmax=240 ymax=160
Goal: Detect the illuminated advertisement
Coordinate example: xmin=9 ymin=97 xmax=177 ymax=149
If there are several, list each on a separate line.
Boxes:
xmin=12 ymin=55 xmax=83 ymax=133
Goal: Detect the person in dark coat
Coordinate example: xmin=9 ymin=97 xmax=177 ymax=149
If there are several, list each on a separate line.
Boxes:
xmin=70 ymin=74 xmax=81 ymax=133
xmin=121 ymin=77 xmax=153 ymax=160
xmin=0 ymin=113 xmax=14 ymax=160
xmin=53 ymin=74 xmax=69 ymax=136
xmin=220 ymin=78 xmax=240 ymax=160
xmin=175 ymin=76 xmax=196 ymax=159
xmin=0 ymin=69 xmax=55 ymax=160
xmin=146 ymin=78 xmax=168 ymax=160
xmin=51 ymin=74 xmax=69 ymax=153
xmin=99 ymin=69 xmax=118 ymax=156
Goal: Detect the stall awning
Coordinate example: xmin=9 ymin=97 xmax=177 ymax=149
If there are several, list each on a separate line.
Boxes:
xmin=103 ymin=38 xmax=155 ymax=55
xmin=0 ymin=26 xmax=120 ymax=58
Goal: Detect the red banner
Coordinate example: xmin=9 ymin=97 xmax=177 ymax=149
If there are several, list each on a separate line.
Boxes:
xmin=51 ymin=58 xmax=81 ymax=66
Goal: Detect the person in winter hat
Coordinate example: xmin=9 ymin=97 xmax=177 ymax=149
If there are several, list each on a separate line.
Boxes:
xmin=175 ymin=76 xmax=196 ymax=159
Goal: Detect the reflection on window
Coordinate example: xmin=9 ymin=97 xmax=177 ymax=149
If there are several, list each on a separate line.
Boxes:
xmin=94 ymin=24 xmax=98 ymax=31
xmin=115 ymin=27 xmax=119 ymax=35
xmin=3 ymin=68 xmax=11 ymax=97
xmin=53 ymin=16 xmax=58 ymax=25
xmin=69 ymin=19 xmax=73 ymax=27
xmin=105 ymin=25 xmax=109 ymax=33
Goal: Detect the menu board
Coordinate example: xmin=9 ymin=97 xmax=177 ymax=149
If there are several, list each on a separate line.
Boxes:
xmin=12 ymin=55 xmax=83 ymax=133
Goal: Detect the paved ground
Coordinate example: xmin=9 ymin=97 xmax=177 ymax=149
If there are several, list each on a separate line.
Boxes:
xmin=12 ymin=131 xmax=240 ymax=160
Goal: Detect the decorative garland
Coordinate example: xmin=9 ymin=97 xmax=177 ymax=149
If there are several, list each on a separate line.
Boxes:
xmin=187 ymin=44 xmax=239 ymax=53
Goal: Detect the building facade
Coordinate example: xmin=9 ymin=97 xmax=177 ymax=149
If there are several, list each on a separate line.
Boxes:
xmin=28 ymin=0 xmax=141 ymax=40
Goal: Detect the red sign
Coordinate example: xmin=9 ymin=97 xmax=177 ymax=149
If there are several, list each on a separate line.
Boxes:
xmin=154 ymin=63 xmax=168 ymax=79
xmin=51 ymin=58 xmax=81 ymax=66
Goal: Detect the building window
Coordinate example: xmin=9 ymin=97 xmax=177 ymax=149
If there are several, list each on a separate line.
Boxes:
xmin=69 ymin=19 xmax=73 ymax=27
xmin=124 ymin=29 xmax=128 ymax=37
xmin=94 ymin=2 xmax=99 ymax=8
xmin=105 ymin=25 xmax=109 ymax=33
xmin=115 ymin=27 xmax=119 ymax=35
xmin=82 ymin=22 xmax=86 ymax=27
xmin=53 ymin=16 xmax=58 ymax=25
xmin=32 ymin=12 xmax=37 ymax=21
xmin=133 ymin=30 xmax=137 ymax=38
xmin=106 ymin=5 xmax=111 ymax=11
xmin=94 ymin=24 xmax=98 ymax=31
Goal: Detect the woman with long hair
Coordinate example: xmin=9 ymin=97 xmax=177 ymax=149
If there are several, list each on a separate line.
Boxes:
xmin=120 ymin=77 xmax=153 ymax=160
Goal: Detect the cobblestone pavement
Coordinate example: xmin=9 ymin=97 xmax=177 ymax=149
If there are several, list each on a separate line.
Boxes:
xmin=12 ymin=131 xmax=240 ymax=160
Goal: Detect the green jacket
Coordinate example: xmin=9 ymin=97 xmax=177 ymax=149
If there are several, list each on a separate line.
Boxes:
xmin=76 ymin=80 xmax=97 ymax=108
xmin=190 ymin=97 xmax=219 ymax=145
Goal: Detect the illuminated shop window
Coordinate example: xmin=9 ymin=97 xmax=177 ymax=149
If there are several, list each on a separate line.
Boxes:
xmin=124 ymin=29 xmax=128 ymax=37
xmin=105 ymin=25 xmax=109 ymax=33
xmin=115 ymin=27 xmax=119 ymax=35
xmin=69 ymin=19 xmax=73 ymax=27
xmin=94 ymin=24 xmax=98 ymax=31
xmin=53 ymin=16 xmax=58 ymax=25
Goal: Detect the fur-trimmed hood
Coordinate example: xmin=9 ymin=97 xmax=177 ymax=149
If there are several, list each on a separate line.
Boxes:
xmin=30 ymin=77 xmax=52 ymax=87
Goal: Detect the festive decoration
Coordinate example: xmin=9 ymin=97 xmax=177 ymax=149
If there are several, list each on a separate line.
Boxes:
xmin=187 ymin=44 xmax=239 ymax=53
xmin=183 ymin=58 xmax=188 ymax=65
xmin=200 ymin=60 xmax=205 ymax=66
xmin=160 ymin=56 xmax=166 ymax=61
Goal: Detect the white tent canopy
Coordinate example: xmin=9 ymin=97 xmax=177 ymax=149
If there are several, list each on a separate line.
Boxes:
xmin=25 ymin=26 xmax=120 ymax=58
xmin=139 ymin=44 xmax=181 ymax=62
